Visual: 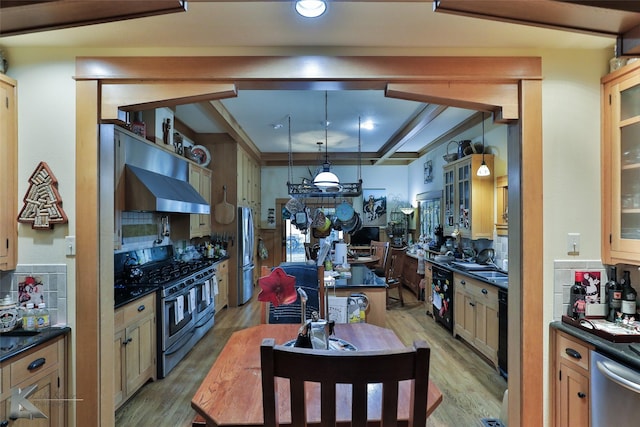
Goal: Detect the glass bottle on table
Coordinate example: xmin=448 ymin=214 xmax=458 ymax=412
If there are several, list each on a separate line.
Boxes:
xmin=568 ymin=272 xmax=587 ymax=320
xmin=620 ymin=270 xmax=637 ymax=321
xmin=606 ymin=266 xmax=623 ymax=322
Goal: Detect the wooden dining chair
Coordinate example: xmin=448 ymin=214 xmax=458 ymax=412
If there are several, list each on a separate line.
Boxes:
xmin=370 ymin=240 xmax=390 ymax=277
xmin=260 ymin=338 xmax=431 ymax=427
xmin=385 ymin=246 xmax=406 ymax=308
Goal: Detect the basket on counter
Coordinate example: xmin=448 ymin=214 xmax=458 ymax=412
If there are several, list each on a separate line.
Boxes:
xmin=443 ymin=141 xmax=459 ymax=163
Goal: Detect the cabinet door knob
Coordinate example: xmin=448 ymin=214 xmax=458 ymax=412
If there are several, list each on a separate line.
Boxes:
xmin=469 ymin=302 xmax=476 ymax=307
xmin=577 ymin=392 xmax=586 ymax=399
xmin=137 ymin=304 xmax=146 ymax=312
xmin=482 ymin=288 xmax=488 ymax=295
xmin=461 ymin=280 xmax=466 ymax=285
xmin=123 ymin=337 xmax=133 ymax=345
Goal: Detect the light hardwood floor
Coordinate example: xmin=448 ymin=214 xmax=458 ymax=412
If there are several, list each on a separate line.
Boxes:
xmin=115 ymin=288 xmax=507 ymax=426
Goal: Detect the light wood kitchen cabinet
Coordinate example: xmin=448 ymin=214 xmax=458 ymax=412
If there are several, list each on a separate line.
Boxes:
xmin=552 ymin=330 xmax=592 ymax=427
xmin=0 ymin=74 xmax=17 ymax=271
xmin=601 ymin=61 xmax=640 ymax=265
xmin=215 ymin=259 xmax=229 ymax=310
xmin=114 ymin=292 xmax=156 ymax=410
xmin=443 ymin=154 xmax=494 ymax=240
xmin=453 ymin=273 xmax=499 ymax=366
xmin=207 ymin=136 xmax=261 ymax=307
xmin=189 ymin=163 xmax=212 ymax=239
xmin=237 ymin=147 xmax=261 ymax=212
xmin=1 ymin=334 xmax=67 ymax=427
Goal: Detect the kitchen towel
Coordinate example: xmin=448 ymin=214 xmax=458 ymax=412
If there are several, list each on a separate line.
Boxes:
xmin=212 ymin=276 xmax=219 ymax=296
xmin=189 ymin=288 xmax=196 ymax=313
xmin=204 ymin=279 xmax=211 ymax=302
xmin=175 ymin=295 xmax=184 ymax=324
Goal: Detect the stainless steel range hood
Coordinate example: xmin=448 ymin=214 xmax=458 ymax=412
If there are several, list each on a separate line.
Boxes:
xmin=117 ymin=127 xmax=210 ymax=214
xmin=125 ymin=165 xmax=210 ymax=214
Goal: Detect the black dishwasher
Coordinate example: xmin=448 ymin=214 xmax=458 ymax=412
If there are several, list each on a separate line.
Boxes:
xmin=498 ymin=288 xmax=508 ymax=379
xmin=431 ymin=264 xmax=454 ymax=334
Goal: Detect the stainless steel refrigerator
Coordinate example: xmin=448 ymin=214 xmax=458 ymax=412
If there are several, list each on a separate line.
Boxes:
xmin=237 ymin=206 xmax=255 ymax=305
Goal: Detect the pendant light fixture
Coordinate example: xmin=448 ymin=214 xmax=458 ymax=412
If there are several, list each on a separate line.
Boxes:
xmin=313 ymin=91 xmax=341 ymax=191
xmin=477 ymin=111 xmax=491 ymax=177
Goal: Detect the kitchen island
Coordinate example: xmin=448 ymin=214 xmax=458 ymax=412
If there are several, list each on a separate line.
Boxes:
xmin=326 ymin=265 xmax=387 ymax=327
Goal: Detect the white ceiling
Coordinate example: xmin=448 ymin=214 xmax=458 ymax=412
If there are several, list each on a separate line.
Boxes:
xmin=0 ymin=1 xmax=615 ymax=160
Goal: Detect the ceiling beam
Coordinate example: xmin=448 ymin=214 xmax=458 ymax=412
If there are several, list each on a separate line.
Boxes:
xmin=0 ymin=0 xmax=187 ymax=37
xmin=198 ymin=100 xmax=263 ymax=163
xmin=374 ymin=103 xmax=448 ymax=165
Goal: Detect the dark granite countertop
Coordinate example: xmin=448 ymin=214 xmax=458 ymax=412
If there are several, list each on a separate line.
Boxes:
xmin=113 ymin=256 xmax=230 ymax=309
xmin=425 ymin=258 xmax=509 ymax=290
xmin=0 ymin=326 xmax=71 ymax=363
xmin=551 ymin=321 xmax=640 ymax=371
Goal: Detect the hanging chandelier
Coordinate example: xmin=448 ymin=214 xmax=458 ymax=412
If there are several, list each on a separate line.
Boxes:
xmin=313 ymin=91 xmax=340 ymax=191
xmin=287 ymin=92 xmax=362 ymax=198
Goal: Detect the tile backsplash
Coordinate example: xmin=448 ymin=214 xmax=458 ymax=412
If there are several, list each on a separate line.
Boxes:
xmin=553 ymin=259 xmax=606 ymax=321
xmin=1 ymin=264 xmax=68 ymax=326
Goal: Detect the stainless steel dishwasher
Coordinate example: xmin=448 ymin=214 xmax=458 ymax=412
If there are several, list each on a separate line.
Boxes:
xmin=590 ymin=350 xmax=640 ymax=426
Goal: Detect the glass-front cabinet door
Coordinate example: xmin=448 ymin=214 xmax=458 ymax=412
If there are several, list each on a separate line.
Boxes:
xmin=417 ymin=191 xmax=442 ymax=243
xmin=443 ymin=165 xmax=455 ymax=234
xmin=457 ymin=160 xmax=471 ymax=231
xmin=603 ymin=66 xmax=640 ymax=264
xmin=442 ymin=154 xmax=494 ymax=240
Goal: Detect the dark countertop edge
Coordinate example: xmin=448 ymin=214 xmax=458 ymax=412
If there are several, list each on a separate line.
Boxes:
xmin=0 ymin=326 xmax=71 ymax=363
xmin=114 ymin=286 xmax=158 ymax=310
xmin=425 ymin=258 xmax=509 ymax=291
xmin=550 ymin=321 xmax=640 ymax=371
xmin=113 ymin=256 xmax=230 ymax=309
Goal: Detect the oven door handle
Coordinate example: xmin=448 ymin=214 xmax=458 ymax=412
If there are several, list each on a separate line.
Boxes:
xmin=164 ymin=292 xmax=192 ymax=304
xmin=596 ymin=360 xmax=640 ymax=394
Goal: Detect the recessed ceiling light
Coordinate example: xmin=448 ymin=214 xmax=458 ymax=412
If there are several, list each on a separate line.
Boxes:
xmin=295 ymin=0 xmax=327 ymax=18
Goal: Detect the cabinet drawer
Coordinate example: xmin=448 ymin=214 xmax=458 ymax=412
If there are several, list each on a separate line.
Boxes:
xmin=216 ymin=260 xmax=228 ymax=274
xmin=10 ymin=341 xmax=59 ymax=387
xmin=123 ymin=293 xmax=155 ymax=325
xmin=556 ymin=332 xmax=590 ymax=372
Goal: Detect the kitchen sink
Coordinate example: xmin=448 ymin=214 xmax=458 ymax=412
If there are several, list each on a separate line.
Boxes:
xmin=470 ymin=270 xmax=509 ymax=286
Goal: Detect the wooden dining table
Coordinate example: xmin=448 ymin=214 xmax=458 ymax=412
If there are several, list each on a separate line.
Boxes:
xmin=346 ymin=254 xmax=379 ymax=266
xmin=191 ymin=323 xmax=443 ymax=426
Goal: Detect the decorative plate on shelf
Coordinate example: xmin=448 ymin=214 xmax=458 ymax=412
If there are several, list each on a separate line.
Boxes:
xmin=191 ymin=145 xmax=211 ymax=167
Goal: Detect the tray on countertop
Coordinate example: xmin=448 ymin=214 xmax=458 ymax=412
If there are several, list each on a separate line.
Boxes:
xmin=562 ymin=315 xmax=640 ymax=343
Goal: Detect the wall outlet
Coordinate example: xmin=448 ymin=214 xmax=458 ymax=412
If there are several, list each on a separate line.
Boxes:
xmin=65 ymin=235 xmax=76 ymax=256
xmin=567 ymin=233 xmax=580 ymax=256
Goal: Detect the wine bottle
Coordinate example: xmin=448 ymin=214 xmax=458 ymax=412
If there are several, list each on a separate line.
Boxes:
xmin=569 ymin=272 xmax=587 ymax=320
xmin=621 ymin=270 xmax=637 ymax=318
xmin=606 ymin=266 xmax=623 ymax=322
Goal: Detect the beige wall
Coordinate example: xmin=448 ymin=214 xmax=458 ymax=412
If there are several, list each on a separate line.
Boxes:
xmin=4 ymin=46 xmax=610 ymax=426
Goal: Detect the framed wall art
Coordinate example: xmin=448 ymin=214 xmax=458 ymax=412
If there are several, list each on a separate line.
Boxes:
xmin=424 ymin=160 xmax=433 ymax=183
xmin=362 ymin=188 xmax=387 ymax=226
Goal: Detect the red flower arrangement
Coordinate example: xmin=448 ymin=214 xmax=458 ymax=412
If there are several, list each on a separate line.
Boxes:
xmin=257 ymin=267 xmax=298 ymax=307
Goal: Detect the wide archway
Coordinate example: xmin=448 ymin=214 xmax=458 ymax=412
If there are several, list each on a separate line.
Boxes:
xmin=74 ymin=55 xmax=542 ymax=426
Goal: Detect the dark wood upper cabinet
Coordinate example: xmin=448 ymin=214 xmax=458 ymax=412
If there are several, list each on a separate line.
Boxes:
xmin=0 ymin=0 xmax=186 ymax=37
xmin=434 ymin=0 xmax=640 ymax=55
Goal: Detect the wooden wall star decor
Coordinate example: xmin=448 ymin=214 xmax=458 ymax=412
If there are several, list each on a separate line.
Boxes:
xmin=17 ymin=161 xmax=68 ymax=230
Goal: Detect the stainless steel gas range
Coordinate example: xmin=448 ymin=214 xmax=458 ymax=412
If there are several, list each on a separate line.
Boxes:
xmin=114 ymin=245 xmax=217 ymax=378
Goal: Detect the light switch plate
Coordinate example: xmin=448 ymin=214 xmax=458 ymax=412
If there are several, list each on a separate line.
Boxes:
xmin=65 ymin=235 xmax=76 ymax=256
xmin=567 ymin=233 xmax=580 ymax=256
